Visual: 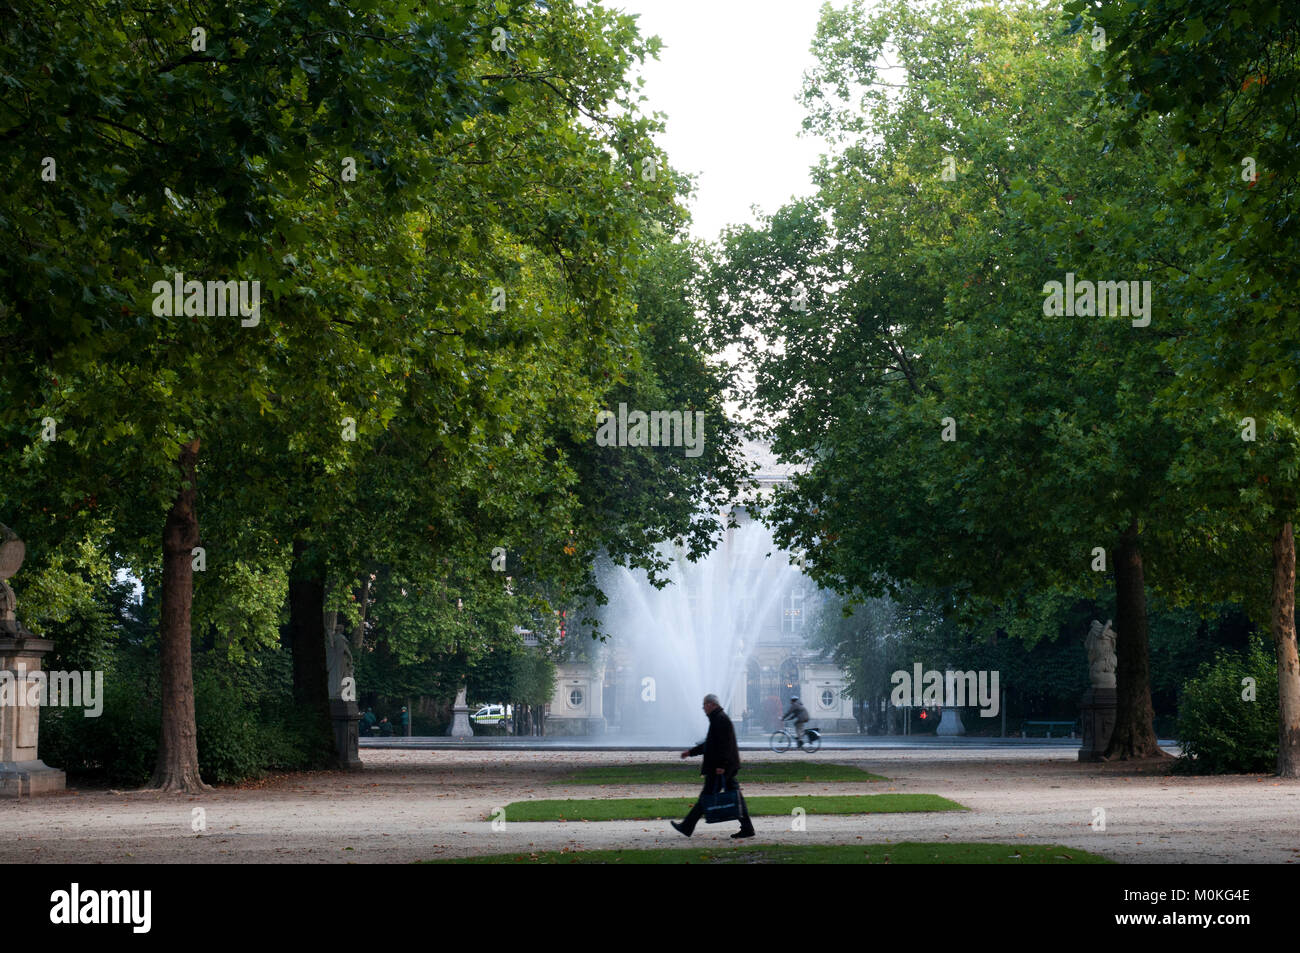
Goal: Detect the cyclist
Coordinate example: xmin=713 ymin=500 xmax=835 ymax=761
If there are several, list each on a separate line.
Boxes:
xmin=782 ymin=696 xmax=811 ymax=747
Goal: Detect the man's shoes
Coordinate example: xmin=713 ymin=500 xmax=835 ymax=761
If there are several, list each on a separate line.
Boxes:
xmin=732 ymin=829 xmax=756 ymax=839
xmin=671 ymin=821 xmax=692 ymax=838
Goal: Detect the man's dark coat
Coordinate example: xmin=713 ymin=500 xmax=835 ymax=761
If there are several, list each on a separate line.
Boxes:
xmin=688 ymin=706 xmax=742 ymax=777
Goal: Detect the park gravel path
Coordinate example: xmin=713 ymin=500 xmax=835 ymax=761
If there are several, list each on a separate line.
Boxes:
xmin=2 ymin=748 xmax=1298 ymax=863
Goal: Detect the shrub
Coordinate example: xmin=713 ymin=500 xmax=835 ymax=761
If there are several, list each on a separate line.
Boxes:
xmin=1174 ymin=638 xmax=1278 ymax=774
xmin=411 ymin=712 xmax=444 ymax=735
xmin=40 ymin=657 xmax=159 ymax=787
xmin=194 ymin=665 xmax=334 ymax=783
xmin=194 ymin=671 xmax=264 ymax=784
xmin=43 ymin=645 xmax=332 ymax=787
xmin=257 ymin=701 xmax=333 ymax=772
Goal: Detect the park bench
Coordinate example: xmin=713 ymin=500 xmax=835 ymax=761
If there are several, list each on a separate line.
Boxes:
xmin=1021 ymin=720 xmax=1076 ymax=738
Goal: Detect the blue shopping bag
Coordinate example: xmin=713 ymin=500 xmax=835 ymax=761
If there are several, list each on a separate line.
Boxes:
xmin=702 ymin=775 xmax=741 ymax=824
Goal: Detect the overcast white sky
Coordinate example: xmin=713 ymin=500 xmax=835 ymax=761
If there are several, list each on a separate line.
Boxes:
xmin=609 ymin=0 xmax=833 ymax=243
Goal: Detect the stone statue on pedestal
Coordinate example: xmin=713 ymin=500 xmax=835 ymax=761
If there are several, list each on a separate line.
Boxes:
xmin=448 ymin=684 xmax=474 ymax=738
xmin=936 ymin=659 xmax=965 ymax=735
xmin=1085 ymin=619 xmax=1117 ymax=689
xmin=0 ymin=523 xmax=66 ymax=795
xmin=326 ymin=622 xmax=354 ymax=700
xmin=325 ymin=618 xmax=362 ymax=769
xmin=1079 ymin=619 xmax=1118 ymax=762
xmin=0 ymin=524 xmax=32 ymax=638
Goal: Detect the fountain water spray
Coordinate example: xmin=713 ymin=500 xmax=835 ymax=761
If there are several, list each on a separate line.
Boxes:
xmin=601 ymin=511 xmax=808 ymax=744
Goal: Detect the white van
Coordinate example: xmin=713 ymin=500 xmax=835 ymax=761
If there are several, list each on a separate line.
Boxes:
xmin=471 ymin=704 xmax=509 ymax=725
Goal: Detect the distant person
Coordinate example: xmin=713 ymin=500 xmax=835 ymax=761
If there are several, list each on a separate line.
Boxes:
xmin=671 ymin=694 xmax=755 ymax=839
xmin=400 ymin=706 xmax=410 ymax=736
xmin=783 ymin=696 xmax=810 ymax=747
xmin=378 ymin=716 xmax=394 ymax=736
xmin=361 ymin=707 xmax=377 ymax=737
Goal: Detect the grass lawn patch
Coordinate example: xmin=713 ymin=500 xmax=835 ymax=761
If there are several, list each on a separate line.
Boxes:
xmin=497 ymin=793 xmax=964 ymax=822
xmin=552 ymin=762 xmax=887 ymax=785
xmin=428 ymin=842 xmax=1110 ymax=864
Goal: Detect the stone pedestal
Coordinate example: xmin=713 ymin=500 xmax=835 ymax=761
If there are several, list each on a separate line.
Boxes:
xmin=0 ymin=636 xmax=66 ymax=797
xmin=329 ymin=698 xmax=363 ymax=769
xmin=543 ymin=716 xmax=607 ymax=737
xmin=448 ymin=685 xmax=473 ymax=739
xmin=936 ymin=706 xmax=965 ymax=736
xmin=1078 ymin=688 xmax=1116 ymax=762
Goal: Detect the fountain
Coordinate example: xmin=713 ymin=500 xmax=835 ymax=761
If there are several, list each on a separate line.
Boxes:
xmin=600 ymin=508 xmax=809 ymax=744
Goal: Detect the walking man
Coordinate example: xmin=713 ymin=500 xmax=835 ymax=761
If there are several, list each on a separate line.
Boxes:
xmin=672 ymin=694 xmax=756 ymax=839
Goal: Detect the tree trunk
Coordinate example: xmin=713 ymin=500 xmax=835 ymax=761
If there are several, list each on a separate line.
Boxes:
xmin=1270 ymin=521 xmax=1300 ymax=777
xmin=288 ymin=539 xmax=338 ymax=766
xmin=350 ymin=573 xmax=371 ymax=652
xmin=1104 ymin=520 xmax=1166 ymax=760
xmin=149 ymin=439 xmax=211 ymax=793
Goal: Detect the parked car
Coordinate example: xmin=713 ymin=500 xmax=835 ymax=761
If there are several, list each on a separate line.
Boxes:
xmin=471 ymin=704 xmax=509 ymax=725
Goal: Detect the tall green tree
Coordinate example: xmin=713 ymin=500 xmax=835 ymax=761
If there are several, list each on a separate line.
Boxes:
xmin=710 ymin=0 xmax=1256 ymax=758
xmin=0 ymin=0 xmax=688 ymax=789
xmin=1068 ymin=0 xmax=1300 ymax=774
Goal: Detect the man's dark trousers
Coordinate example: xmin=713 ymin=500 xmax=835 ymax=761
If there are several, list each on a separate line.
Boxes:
xmin=678 ymin=774 xmax=755 ymax=835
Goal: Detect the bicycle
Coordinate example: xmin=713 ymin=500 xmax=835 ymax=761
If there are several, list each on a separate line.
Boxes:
xmin=769 ymin=725 xmax=821 ymax=753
